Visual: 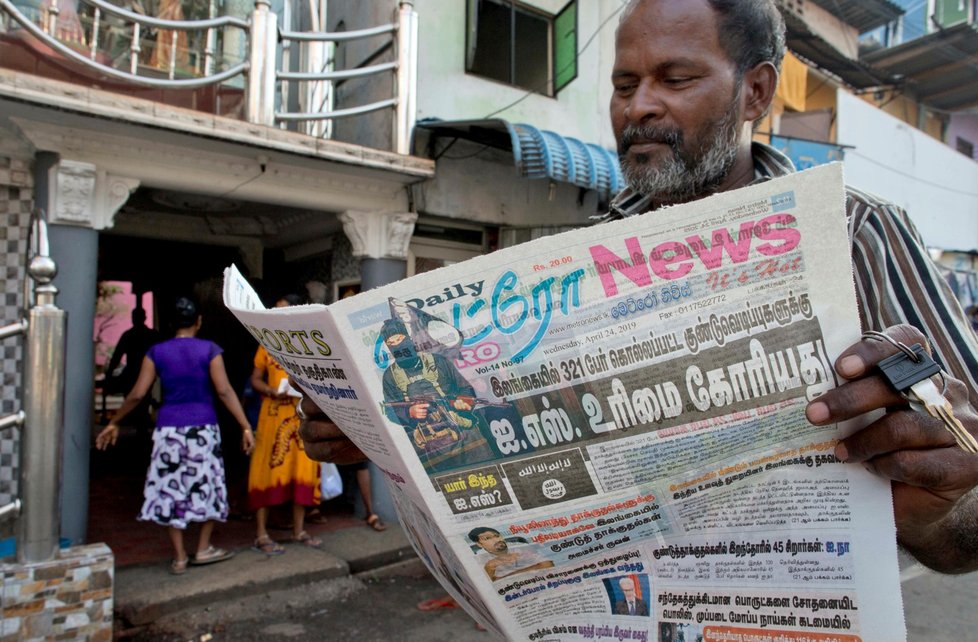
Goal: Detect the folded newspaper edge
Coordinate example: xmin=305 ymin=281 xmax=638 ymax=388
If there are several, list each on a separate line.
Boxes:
xmin=224 ymin=163 xmax=906 ymax=641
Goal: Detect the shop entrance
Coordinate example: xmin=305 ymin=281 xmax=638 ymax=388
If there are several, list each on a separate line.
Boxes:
xmin=89 ymin=231 xmax=356 ymax=566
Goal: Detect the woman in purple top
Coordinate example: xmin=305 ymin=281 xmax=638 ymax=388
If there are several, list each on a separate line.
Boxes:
xmin=97 ymin=297 xmax=255 ymax=575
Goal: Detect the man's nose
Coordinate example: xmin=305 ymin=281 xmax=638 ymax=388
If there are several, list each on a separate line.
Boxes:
xmin=624 ymin=81 xmax=665 ymax=124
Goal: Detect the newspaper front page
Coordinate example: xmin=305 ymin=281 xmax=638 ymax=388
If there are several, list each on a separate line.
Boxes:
xmin=224 ymin=163 xmax=906 ymax=641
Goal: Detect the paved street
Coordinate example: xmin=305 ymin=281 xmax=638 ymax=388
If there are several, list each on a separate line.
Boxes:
xmin=130 ymin=574 xmax=503 ymax=642
xmin=127 ymin=563 xmax=978 ymax=641
xmin=902 ymin=563 xmax=978 ymax=641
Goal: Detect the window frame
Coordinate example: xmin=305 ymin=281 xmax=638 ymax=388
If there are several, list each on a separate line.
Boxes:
xmin=464 ymin=0 xmax=577 ymax=97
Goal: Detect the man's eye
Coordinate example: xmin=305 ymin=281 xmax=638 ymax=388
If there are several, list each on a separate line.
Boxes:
xmin=614 ymin=83 xmax=636 ymax=94
xmin=665 ymin=77 xmax=694 ymax=86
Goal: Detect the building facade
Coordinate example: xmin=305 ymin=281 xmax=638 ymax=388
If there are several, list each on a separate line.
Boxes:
xmin=1 ymin=0 xmax=977 ymax=544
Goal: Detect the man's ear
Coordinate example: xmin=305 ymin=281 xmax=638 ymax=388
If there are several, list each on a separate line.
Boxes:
xmin=741 ymin=61 xmax=778 ymax=123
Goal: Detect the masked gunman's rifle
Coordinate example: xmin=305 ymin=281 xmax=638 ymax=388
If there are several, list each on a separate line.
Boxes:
xmin=381 ymin=395 xmax=510 ymax=452
xmin=382 ymin=394 xmax=510 ymax=412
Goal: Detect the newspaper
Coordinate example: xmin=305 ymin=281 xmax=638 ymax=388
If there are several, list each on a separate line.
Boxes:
xmin=224 ymin=163 xmax=906 ymax=641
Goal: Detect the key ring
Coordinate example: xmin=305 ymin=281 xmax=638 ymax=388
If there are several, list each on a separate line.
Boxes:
xmin=861 ymin=331 xmax=947 ymax=399
xmin=861 ymin=330 xmax=921 ymax=363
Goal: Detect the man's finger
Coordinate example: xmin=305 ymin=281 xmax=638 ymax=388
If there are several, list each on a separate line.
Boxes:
xmin=299 ymin=395 xmax=324 ymax=419
xmin=864 ymin=448 xmax=978 ymax=496
xmin=806 ymin=375 xmax=904 ymax=424
xmin=835 ymin=410 xmax=956 ymax=463
xmin=303 ymin=437 xmax=367 ymax=465
xmin=298 ymin=417 xmax=346 ymax=442
xmin=833 ymin=324 xmax=930 ymax=379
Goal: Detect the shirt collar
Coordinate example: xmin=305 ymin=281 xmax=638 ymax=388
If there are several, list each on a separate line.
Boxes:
xmin=599 ymin=141 xmax=796 ymax=222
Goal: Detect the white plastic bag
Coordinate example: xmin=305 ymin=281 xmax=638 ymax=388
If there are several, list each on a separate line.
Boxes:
xmin=320 ymin=462 xmax=343 ymax=500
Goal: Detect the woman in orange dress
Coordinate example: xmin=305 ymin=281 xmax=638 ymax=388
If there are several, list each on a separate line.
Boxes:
xmin=247 ymin=295 xmax=321 ymax=554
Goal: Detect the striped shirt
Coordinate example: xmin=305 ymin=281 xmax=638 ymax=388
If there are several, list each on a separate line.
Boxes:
xmin=599 ymin=142 xmax=978 ymax=405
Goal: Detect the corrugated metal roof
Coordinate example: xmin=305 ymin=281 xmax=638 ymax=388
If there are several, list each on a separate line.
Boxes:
xmin=782 ymin=10 xmax=896 ymax=89
xmin=861 ymin=22 xmax=978 ymax=111
xmin=415 ymin=119 xmax=622 ymax=201
xmin=808 ymin=0 xmax=904 ymax=33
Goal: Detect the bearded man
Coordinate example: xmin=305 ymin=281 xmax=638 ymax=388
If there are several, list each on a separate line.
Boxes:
xmin=300 ymin=0 xmax=978 ymax=574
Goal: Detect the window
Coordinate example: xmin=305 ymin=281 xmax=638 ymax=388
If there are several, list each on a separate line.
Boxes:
xmin=956 ymin=136 xmax=975 ymax=159
xmin=407 ymin=220 xmax=487 ymax=277
xmin=465 ymin=0 xmax=577 ymax=96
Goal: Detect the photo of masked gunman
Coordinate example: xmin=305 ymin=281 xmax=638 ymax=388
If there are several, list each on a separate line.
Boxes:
xmin=380 ymin=317 xmax=495 ymax=474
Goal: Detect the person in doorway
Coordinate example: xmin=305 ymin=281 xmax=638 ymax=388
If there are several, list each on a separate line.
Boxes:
xmin=246 ymin=294 xmax=323 ymax=554
xmin=342 ymin=461 xmax=388 ymax=532
xmin=104 ymin=307 xmax=161 ymax=428
xmin=96 ymin=296 xmax=254 ymax=575
xmin=299 ymin=0 xmax=978 ymax=575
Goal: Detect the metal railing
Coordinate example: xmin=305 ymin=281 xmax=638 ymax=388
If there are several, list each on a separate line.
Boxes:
xmin=0 ymin=0 xmax=418 ymax=153
xmin=270 ymin=1 xmax=417 ymax=150
xmin=0 ymin=212 xmax=67 ymax=564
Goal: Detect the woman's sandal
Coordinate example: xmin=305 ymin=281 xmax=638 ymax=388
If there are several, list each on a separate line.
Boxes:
xmin=192 ymin=545 xmax=235 ymax=565
xmin=251 ymin=535 xmax=286 ymax=556
xmin=292 ymin=530 xmax=323 ymax=548
xmin=366 ymin=514 xmax=387 ymax=532
xmin=170 ymin=557 xmax=189 ymax=575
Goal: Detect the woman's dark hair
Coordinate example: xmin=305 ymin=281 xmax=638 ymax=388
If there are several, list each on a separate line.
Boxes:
xmin=173 ymin=296 xmax=199 ymax=329
xmin=706 ymin=0 xmax=786 ymax=76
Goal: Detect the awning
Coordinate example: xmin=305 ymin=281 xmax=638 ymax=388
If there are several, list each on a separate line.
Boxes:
xmin=807 ymin=0 xmax=904 ymax=33
xmin=861 ymin=22 xmax=978 ymax=111
xmin=415 ymin=119 xmax=623 ymax=202
xmin=782 ymin=10 xmax=896 ymax=89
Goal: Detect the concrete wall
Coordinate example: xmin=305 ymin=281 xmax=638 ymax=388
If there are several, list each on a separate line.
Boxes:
xmin=412 ymin=0 xmax=617 ymax=149
xmin=836 ymin=90 xmax=978 ymax=252
xmin=328 ymin=0 xmax=620 ymax=153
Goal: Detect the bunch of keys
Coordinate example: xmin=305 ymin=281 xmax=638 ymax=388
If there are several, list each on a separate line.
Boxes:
xmin=871 ymin=332 xmax=978 ymax=454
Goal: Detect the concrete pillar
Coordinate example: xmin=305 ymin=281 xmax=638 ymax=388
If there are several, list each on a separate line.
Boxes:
xmin=48 ymin=224 xmax=96 ymax=545
xmin=361 ymin=257 xmax=408 ymax=289
xmin=338 ymin=210 xmax=416 ymax=525
xmin=45 ymin=159 xmax=138 ymax=544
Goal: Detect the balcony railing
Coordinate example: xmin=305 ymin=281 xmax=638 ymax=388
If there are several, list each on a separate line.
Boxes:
xmin=0 ymin=0 xmax=418 ymax=154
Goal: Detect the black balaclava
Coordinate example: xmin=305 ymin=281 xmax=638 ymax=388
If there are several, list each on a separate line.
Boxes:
xmin=382 ymin=318 xmax=421 ymax=370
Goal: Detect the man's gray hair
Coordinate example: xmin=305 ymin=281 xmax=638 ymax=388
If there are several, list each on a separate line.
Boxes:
xmin=621 ymin=0 xmax=786 ymax=76
xmin=706 ymin=0 xmax=786 ymax=76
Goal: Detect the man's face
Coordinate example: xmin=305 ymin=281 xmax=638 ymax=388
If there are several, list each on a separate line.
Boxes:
xmin=620 ymin=579 xmax=636 ymax=600
xmin=477 ymin=531 xmax=508 ymax=554
xmin=610 ymin=0 xmax=746 ymax=203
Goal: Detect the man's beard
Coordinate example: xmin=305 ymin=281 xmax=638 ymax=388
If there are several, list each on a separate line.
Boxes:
xmin=618 ymin=96 xmax=743 ymax=204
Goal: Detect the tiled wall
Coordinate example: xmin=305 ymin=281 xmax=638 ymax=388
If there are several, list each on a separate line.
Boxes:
xmin=0 ymin=154 xmax=32 ymax=508
xmin=0 ymin=543 xmax=114 ymax=641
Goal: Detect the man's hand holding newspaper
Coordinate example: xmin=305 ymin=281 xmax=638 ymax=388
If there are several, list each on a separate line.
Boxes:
xmin=298 ymin=399 xmax=367 ymax=465
xmin=805 ymin=323 xmax=978 ymax=574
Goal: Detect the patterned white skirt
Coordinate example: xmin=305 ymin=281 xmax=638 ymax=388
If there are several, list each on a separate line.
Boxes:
xmin=138 ymin=424 xmax=229 ymax=529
